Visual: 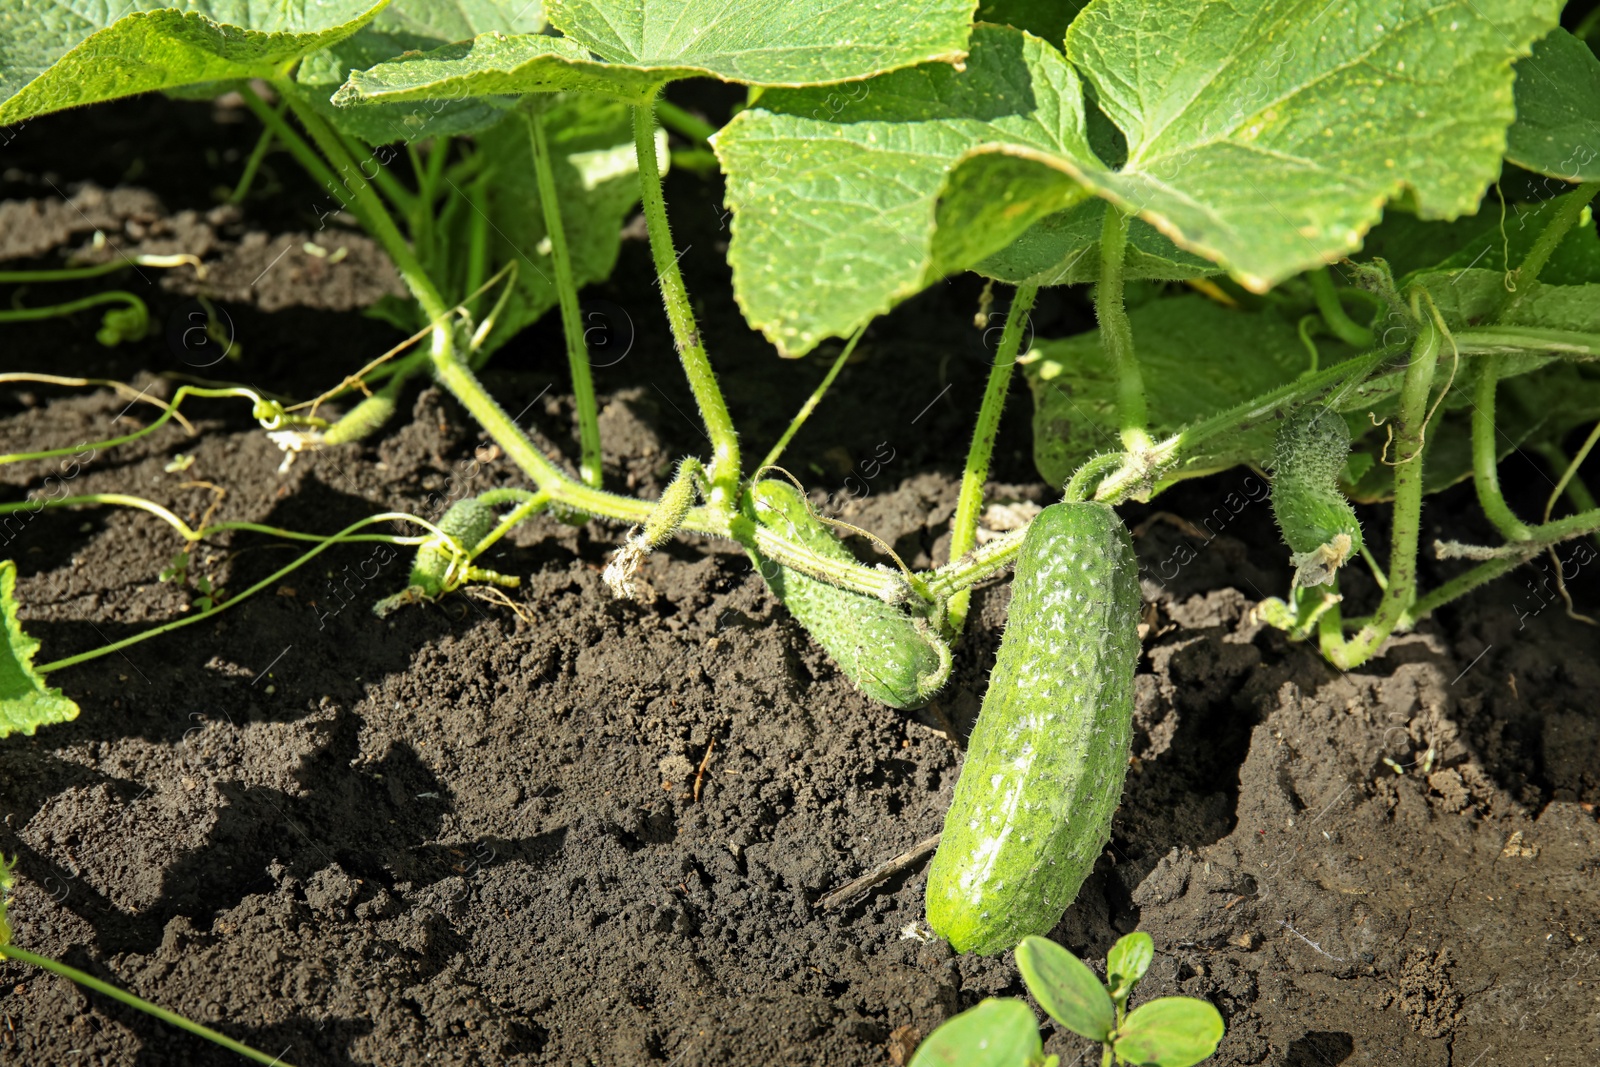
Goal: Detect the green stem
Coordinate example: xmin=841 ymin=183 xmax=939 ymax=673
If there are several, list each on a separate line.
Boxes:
xmin=633 ymin=94 xmax=741 ymax=510
xmin=946 ymin=284 xmax=1037 ymax=634
xmin=37 ymin=512 xmax=431 ymax=674
xmin=757 ymin=325 xmax=864 ymax=473
xmin=1499 ymin=180 xmax=1600 ymax=321
xmin=0 ymin=945 xmax=296 ymax=1067
xmin=1454 ymin=326 xmax=1600 ymax=358
xmin=1405 ymin=558 xmax=1520 ymax=626
xmin=228 ymin=105 xmax=281 ymax=204
xmin=0 ymin=261 xmax=133 ymax=284
xmin=1097 ymin=205 xmax=1150 ymax=450
xmin=0 ymin=291 xmax=142 ymax=325
xmin=268 ymin=81 xmax=445 ymax=323
xmin=0 ymin=384 xmax=256 ymax=465
xmin=528 ymin=108 xmax=604 ymax=488
xmin=1309 ymin=266 xmax=1376 ymax=348
xmin=1327 ymin=318 xmax=1442 ymax=668
xmin=1539 ymin=431 xmax=1600 ymax=522
xmin=653 ymin=98 xmax=717 ymax=147
xmin=1470 ymin=355 xmax=1532 ymax=540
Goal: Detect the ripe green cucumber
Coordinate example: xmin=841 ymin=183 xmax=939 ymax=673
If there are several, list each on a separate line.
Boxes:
xmin=411 ymin=496 xmax=497 ymax=597
xmin=1270 ymin=405 xmax=1362 ymax=588
xmin=743 ymin=479 xmax=949 ymax=709
xmin=926 ymin=501 xmax=1140 ymax=955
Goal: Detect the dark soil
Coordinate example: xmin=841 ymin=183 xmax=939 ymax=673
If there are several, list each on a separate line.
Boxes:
xmin=2 ymin=95 xmax=1599 ymax=1067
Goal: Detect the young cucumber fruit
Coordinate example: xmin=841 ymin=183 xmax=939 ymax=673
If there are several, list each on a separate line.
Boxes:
xmin=1270 ymin=405 xmax=1362 ymax=589
xmin=742 ymin=480 xmax=949 ymax=710
xmin=926 ymin=501 xmax=1140 ymax=955
xmin=411 ymin=496 xmax=498 ymax=597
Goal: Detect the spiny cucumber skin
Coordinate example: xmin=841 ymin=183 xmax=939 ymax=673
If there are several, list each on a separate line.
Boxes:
xmin=744 ymin=481 xmax=949 ymax=710
xmin=323 ymin=389 xmax=399 ymax=446
xmin=926 ymin=502 xmax=1140 ymax=956
xmin=411 ymin=497 xmax=497 ymax=596
xmin=1270 ymin=406 xmax=1362 ymax=566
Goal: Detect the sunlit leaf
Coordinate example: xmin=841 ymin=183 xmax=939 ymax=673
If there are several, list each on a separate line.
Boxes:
xmin=335 ymin=0 xmax=978 ymax=107
xmin=0 ymin=560 xmax=78 ymax=740
xmin=908 ymin=998 xmax=1043 ymax=1067
xmin=1015 ymin=936 xmax=1115 ymax=1043
xmin=0 ymin=0 xmax=385 ymax=126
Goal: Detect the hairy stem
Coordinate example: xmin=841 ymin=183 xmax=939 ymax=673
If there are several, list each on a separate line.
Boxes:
xmin=0 ymin=945 xmax=296 ymax=1067
xmin=228 ymin=106 xmax=281 ymax=204
xmin=1097 ymin=205 xmax=1149 ymax=450
xmin=1499 ymin=180 xmax=1600 ymax=321
xmin=1470 ymin=355 xmax=1532 ymax=540
xmin=946 ymin=284 xmax=1037 ymax=634
xmin=757 ymin=325 xmax=864 ymax=472
xmin=528 ymin=108 xmax=604 ymax=488
xmin=633 ymin=95 xmax=740 ymax=510
xmin=1309 ymin=266 xmax=1375 ymax=348
xmin=1541 ymin=427 xmax=1600 ymax=522
xmin=1327 ymin=318 xmax=1442 ymax=668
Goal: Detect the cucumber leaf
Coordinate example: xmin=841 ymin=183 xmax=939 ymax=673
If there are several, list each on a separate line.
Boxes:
xmin=0 ymin=0 xmax=387 ymax=126
xmin=718 ymin=0 xmax=1561 ymax=354
xmin=1506 ymin=28 xmax=1600 ymax=183
xmin=1015 ymin=936 xmax=1115 ymax=1043
xmin=1105 ymin=931 xmax=1154 ymax=1002
xmin=0 ymin=852 xmax=15 ymax=945
xmin=1113 ymin=997 xmax=1224 ymax=1067
xmin=0 ymin=560 xmax=78 ymax=740
xmin=1024 ymin=295 xmax=1334 ymax=487
xmin=978 ymin=198 xmax=1218 ymax=287
xmin=296 ymin=0 xmax=546 ymax=144
xmin=906 ymin=997 xmax=1042 ymax=1067
xmin=334 ymin=0 xmax=978 ymax=108
xmin=715 ymin=25 xmax=1095 ymax=356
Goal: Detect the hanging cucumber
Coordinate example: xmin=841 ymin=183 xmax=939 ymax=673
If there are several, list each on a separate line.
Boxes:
xmin=1270 ymin=405 xmax=1362 ymax=589
xmin=741 ymin=479 xmax=949 ymax=709
xmin=926 ymin=501 xmax=1140 ymax=955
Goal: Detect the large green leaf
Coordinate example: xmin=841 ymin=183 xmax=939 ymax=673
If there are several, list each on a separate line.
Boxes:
xmin=1506 ymin=29 xmax=1600 ymax=182
xmin=0 ymin=560 xmax=78 ymax=740
xmin=0 ymin=1 xmax=386 ymax=126
xmin=907 ymin=998 xmax=1043 ymax=1067
xmin=1058 ymin=0 xmax=1560 ymax=290
xmin=715 ymin=25 xmax=1095 ymax=356
xmin=1023 ymin=295 xmax=1335 ymax=486
xmin=297 ymin=0 xmax=544 ymax=143
xmin=335 ymin=0 xmax=978 ymax=108
xmin=718 ymin=1 xmax=1561 ymax=354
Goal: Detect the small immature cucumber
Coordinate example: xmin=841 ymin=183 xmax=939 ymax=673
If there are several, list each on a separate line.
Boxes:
xmin=926 ymin=501 xmax=1140 ymax=955
xmin=743 ymin=480 xmax=949 ymax=709
xmin=323 ymin=378 xmax=404 ymax=445
xmin=1270 ymin=405 xmax=1362 ymax=588
xmin=411 ymin=496 xmax=498 ymax=597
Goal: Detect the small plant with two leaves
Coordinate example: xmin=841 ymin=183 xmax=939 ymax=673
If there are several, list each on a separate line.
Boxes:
xmin=910 ymin=933 xmax=1224 ymax=1067
xmin=4 ymin=0 xmax=1600 ymax=1048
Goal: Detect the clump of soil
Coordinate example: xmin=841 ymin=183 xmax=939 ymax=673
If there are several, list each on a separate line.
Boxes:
xmin=2 ymin=96 xmax=1597 ymax=1067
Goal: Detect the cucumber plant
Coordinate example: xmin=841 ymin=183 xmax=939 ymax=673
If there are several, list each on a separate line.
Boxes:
xmin=3 ymin=0 xmax=1600 ymax=1024
xmin=909 ymin=933 xmax=1224 ymax=1067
